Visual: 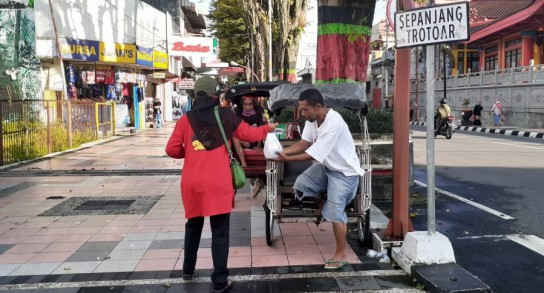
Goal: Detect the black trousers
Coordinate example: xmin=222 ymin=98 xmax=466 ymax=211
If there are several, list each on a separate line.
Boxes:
xmin=183 ymin=213 xmax=230 ymax=287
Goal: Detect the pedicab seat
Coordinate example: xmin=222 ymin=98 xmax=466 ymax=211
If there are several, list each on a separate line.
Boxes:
xmin=243 ymin=149 xmax=266 ymax=178
xmin=280 ymin=161 xmax=313 ymax=187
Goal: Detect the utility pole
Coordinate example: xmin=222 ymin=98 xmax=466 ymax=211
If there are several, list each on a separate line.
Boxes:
xmin=415 ymin=47 xmax=419 ymax=121
xmin=48 ymin=0 xmax=71 ymax=147
xmin=384 ymin=23 xmax=389 ymax=106
xmin=385 ymin=0 xmax=414 ymax=239
xmin=48 ymin=0 xmax=67 ymax=100
xmin=268 ymin=0 xmax=273 ymax=81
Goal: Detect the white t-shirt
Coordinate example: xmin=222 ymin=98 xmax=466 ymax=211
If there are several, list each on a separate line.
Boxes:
xmin=302 ymin=109 xmax=364 ymax=176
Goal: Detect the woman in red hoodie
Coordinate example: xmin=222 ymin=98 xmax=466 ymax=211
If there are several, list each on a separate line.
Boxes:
xmin=165 ymin=76 xmax=276 ymax=293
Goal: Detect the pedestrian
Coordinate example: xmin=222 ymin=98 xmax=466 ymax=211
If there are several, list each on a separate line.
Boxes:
xmin=233 ymin=96 xmax=267 ymax=197
xmin=153 ymin=98 xmax=162 ymax=128
xmin=491 ymin=98 xmax=503 ymax=126
xmin=273 ymin=88 xmax=363 ymax=270
xmin=165 ymin=76 xmax=276 ymax=293
xmin=473 ymin=100 xmax=483 ymax=126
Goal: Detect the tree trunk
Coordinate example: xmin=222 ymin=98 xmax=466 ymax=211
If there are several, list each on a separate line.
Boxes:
xmin=316 ymin=0 xmax=376 ymax=84
xmin=241 ymin=0 xmax=270 ymax=81
xmin=275 ymin=0 xmax=308 ymax=82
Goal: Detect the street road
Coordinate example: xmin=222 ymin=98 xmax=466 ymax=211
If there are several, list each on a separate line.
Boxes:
xmin=409 ymin=126 xmax=544 ymax=293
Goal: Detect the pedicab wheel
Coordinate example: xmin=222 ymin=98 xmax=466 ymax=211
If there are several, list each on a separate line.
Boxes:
xmin=445 ymin=127 xmax=453 ymax=139
xmin=357 ymin=212 xmax=372 ymax=247
xmin=264 ymin=203 xmax=274 ymax=246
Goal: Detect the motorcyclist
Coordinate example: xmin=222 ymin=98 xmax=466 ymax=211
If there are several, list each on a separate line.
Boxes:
xmin=435 ymin=98 xmax=451 ymax=133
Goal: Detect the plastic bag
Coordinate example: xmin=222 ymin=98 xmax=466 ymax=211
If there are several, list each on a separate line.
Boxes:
xmin=264 ymin=133 xmax=283 ymax=159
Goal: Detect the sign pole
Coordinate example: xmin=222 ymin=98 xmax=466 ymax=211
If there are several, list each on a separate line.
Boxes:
xmin=426 ymin=43 xmax=436 ymax=235
xmin=393 ymin=0 xmax=469 ymax=236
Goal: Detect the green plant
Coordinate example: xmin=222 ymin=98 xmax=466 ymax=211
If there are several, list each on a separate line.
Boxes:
xmin=366 ymin=110 xmax=393 ymax=134
xmin=272 ymin=108 xmax=393 ymax=135
xmin=463 ymin=98 xmax=470 ymax=108
xmin=335 ymin=108 xmax=362 ymax=133
xmin=2 ymin=121 xmax=98 ymax=165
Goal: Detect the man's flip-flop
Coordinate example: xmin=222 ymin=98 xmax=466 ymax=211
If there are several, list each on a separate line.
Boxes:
xmin=324 ymin=259 xmax=349 ymax=270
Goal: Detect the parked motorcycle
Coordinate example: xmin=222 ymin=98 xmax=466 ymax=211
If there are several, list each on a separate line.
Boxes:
xmin=434 ymin=115 xmax=454 ymax=139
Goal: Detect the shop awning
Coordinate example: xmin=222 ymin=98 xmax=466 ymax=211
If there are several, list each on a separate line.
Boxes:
xmin=182 ymin=56 xmax=197 ymax=71
xmin=218 ymin=67 xmax=244 ymax=77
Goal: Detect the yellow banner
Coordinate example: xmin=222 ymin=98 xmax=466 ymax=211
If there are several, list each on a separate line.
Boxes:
xmin=153 ymin=51 xmax=168 ymax=69
xmin=99 ymin=42 xmax=136 ymax=63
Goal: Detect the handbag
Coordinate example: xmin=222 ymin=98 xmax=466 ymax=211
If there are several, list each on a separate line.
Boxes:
xmin=214 ymin=106 xmax=246 ymax=189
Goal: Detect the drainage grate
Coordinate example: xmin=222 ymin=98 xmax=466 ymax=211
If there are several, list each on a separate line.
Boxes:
xmin=75 ymin=200 xmax=136 ymax=211
xmin=39 ymin=196 xmax=162 ymax=216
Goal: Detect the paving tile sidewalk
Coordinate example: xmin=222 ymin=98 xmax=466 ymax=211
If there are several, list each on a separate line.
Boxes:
xmin=0 ymin=124 xmax=420 ymax=292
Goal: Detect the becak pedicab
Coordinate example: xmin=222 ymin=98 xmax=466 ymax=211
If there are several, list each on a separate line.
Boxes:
xmin=263 ymin=82 xmax=372 ymax=246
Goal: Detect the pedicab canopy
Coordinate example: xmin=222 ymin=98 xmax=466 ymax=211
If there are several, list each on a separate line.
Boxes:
xmin=268 ymin=83 xmax=367 ymax=113
xmin=225 ymin=81 xmax=290 ymax=105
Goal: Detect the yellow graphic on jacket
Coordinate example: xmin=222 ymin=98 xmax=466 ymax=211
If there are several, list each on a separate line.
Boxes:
xmin=192 ymin=139 xmax=205 ymax=151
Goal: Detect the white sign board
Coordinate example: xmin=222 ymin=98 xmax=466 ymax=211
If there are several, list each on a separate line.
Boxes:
xmin=168 ymin=36 xmax=216 ymax=67
xmin=394 ymin=2 xmax=469 ymax=48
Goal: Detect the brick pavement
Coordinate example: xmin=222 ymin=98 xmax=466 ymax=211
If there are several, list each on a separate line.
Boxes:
xmin=0 ymin=124 xmax=421 ymax=292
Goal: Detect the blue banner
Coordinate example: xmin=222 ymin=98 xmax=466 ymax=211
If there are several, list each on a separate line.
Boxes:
xmin=136 ymin=46 xmax=153 ymax=67
xmin=61 ymin=38 xmax=99 ymax=61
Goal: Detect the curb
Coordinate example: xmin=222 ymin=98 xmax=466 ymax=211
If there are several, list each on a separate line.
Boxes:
xmin=410 ymin=121 xmax=544 ymax=139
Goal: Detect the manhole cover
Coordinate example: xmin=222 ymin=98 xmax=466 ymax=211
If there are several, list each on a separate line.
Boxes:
xmin=39 ymin=196 xmax=162 ymax=216
xmin=75 ymin=200 xmax=135 ymax=211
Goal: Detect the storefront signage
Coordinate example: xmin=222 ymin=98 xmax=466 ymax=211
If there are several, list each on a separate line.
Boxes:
xmin=136 ymin=46 xmax=153 ymax=67
xmin=153 ymin=72 xmax=166 ymax=78
xmin=61 ymin=38 xmax=99 ymax=61
xmin=168 ymin=37 xmax=216 ymax=67
xmin=178 ymin=78 xmax=195 ymax=89
xmin=99 ymin=42 xmax=136 ymax=63
xmin=153 ymin=51 xmax=168 ymax=69
xmin=394 ymin=2 xmax=469 ymax=48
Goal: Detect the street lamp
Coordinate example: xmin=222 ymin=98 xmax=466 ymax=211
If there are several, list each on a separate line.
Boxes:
xmin=229 ymin=61 xmax=261 ymax=82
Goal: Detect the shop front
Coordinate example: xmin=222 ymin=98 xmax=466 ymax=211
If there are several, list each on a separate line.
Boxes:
xmin=54 ymin=38 xmax=175 ymax=130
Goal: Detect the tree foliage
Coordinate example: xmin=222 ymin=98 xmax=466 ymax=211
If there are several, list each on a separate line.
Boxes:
xmin=209 ymin=0 xmax=308 ymax=82
xmin=208 ymin=0 xmax=250 ymax=66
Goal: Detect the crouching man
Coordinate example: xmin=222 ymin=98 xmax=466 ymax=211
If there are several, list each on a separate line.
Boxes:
xmin=273 ymin=88 xmax=363 ymax=270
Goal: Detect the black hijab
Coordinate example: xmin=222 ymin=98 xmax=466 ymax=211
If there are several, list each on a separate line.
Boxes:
xmin=187 ymin=92 xmax=242 ymax=151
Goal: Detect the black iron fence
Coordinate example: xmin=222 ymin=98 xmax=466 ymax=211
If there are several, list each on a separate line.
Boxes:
xmin=1 ymin=99 xmax=115 ymax=166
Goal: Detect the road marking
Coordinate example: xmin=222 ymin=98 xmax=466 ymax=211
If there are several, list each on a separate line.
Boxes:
xmin=458 ymin=234 xmax=544 ymax=257
xmin=491 ymin=141 xmax=544 ymax=150
xmin=414 ymin=180 xmax=515 ymax=220
xmin=457 ymin=235 xmax=504 ymax=240
xmin=506 ymin=234 xmax=544 ymax=257
xmin=0 ymin=270 xmax=409 ymax=290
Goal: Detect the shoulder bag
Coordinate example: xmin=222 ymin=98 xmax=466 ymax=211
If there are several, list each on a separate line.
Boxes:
xmin=214 ymin=106 xmax=246 ymax=189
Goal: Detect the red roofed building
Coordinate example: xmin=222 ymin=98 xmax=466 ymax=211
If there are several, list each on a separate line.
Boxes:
xmin=453 ymin=0 xmax=543 ymax=74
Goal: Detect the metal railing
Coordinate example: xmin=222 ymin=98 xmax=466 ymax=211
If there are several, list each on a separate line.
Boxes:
xmin=1 ymin=99 xmax=116 ymax=166
xmin=413 ymin=65 xmax=544 ymax=91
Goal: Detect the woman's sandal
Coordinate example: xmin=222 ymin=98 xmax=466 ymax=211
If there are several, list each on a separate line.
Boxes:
xmin=211 ymin=280 xmax=233 ymax=293
xmin=324 ymin=259 xmax=350 ymax=270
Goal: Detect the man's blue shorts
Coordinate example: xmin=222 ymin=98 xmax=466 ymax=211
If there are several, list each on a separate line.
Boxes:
xmin=293 ymin=163 xmax=359 ymax=223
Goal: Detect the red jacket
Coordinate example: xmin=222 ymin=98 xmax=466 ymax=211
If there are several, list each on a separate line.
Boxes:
xmin=165 ymin=115 xmax=270 ymax=218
